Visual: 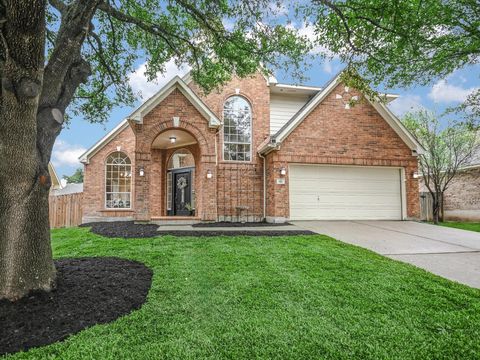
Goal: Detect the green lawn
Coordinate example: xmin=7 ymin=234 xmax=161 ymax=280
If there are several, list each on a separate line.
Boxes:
xmin=6 ymin=227 xmax=480 ymax=359
xmin=438 ymin=221 xmax=480 ymax=233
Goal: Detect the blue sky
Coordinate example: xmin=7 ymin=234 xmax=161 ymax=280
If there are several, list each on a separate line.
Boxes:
xmin=52 ymin=24 xmax=480 ymax=179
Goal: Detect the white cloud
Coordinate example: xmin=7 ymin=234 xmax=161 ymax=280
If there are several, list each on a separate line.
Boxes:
xmin=129 ymin=59 xmax=190 ymax=100
xmin=267 ymin=1 xmax=288 ymax=18
xmin=388 ymin=94 xmax=425 ymax=116
xmin=295 ymin=23 xmax=326 ymax=55
xmin=428 ymin=79 xmax=478 ymax=103
xmin=52 ymin=140 xmax=86 ymax=168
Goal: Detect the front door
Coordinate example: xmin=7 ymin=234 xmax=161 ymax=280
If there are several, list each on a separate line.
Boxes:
xmin=173 ymin=170 xmax=192 ymax=216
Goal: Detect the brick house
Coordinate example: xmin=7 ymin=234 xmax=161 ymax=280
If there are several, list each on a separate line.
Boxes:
xmin=420 ymin=164 xmax=480 ymax=221
xmin=79 ymin=70 xmax=423 ymax=223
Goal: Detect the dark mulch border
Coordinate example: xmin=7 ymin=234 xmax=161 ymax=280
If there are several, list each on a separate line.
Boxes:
xmin=157 ymin=230 xmax=316 ymax=237
xmin=192 ymin=221 xmax=292 ymax=228
xmin=82 ymin=221 xmax=316 ymax=238
xmin=0 ymin=257 xmax=152 ymax=356
xmin=81 ymin=221 xmax=159 ymax=238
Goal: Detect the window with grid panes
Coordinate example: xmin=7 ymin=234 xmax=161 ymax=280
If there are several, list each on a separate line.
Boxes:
xmin=105 ymin=152 xmax=132 ymax=208
xmin=223 ymin=96 xmax=252 ymax=161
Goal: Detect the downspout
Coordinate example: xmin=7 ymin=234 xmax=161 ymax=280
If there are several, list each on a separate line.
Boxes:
xmin=259 ymin=152 xmax=266 ymax=222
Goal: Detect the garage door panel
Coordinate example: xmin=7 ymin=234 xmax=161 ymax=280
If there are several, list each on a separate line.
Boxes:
xmin=289 ymin=165 xmax=402 ymax=220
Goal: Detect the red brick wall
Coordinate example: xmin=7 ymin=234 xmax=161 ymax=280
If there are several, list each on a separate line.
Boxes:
xmin=82 ymin=125 xmax=136 ymax=221
xmin=83 ymin=75 xmax=419 ymax=222
xmin=190 ymin=73 xmax=270 ymax=221
xmin=132 ymin=88 xmax=217 ymax=221
xmin=148 ymin=144 xmax=200 ymax=218
xmin=265 ymin=82 xmax=420 ymax=220
xmin=420 ymin=168 xmax=480 ymax=221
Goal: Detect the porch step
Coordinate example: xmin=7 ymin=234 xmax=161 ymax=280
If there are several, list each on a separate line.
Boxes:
xmin=150 ymin=216 xmax=202 ymax=225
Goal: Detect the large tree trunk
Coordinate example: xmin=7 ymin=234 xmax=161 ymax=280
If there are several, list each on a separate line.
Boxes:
xmin=0 ymin=0 xmax=55 ymax=301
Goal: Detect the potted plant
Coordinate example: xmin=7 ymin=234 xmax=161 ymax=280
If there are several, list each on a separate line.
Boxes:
xmin=185 ymin=203 xmax=195 ymax=216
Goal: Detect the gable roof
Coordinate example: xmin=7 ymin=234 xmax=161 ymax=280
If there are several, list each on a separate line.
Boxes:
xmin=127 ymin=76 xmax=221 ymax=127
xmin=48 ymin=162 xmax=62 ymax=189
xmin=79 ymin=76 xmax=222 ymax=164
xmin=259 ymin=71 xmax=424 ymax=155
xmin=79 ymin=119 xmax=130 ymax=164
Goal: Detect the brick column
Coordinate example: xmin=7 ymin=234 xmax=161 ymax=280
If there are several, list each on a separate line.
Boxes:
xmin=134 ymin=151 xmax=151 ymax=221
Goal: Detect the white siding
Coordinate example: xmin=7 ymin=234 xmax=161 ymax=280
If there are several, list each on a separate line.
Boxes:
xmin=289 ymin=165 xmax=403 ymax=220
xmin=270 ymin=93 xmax=310 ymax=135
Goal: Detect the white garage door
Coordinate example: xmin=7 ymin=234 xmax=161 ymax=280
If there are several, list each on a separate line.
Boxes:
xmin=289 ymin=165 xmax=403 ymax=220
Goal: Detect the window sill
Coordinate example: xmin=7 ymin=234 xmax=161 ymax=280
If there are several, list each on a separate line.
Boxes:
xmin=101 ymin=209 xmax=134 ymax=212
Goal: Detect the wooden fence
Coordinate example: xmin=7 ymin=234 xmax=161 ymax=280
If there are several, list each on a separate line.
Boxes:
xmin=49 ymin=193 xmax=83 ymax=228
xmin=419 ymin=192 xmax=443 ymax=221
xmin=419 ymin=192 xmax=433 ymax=221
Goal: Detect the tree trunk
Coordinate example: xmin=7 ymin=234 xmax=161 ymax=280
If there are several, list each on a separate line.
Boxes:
xmin=0 ymin=0 xmax=55 ymax=301
xmin=432 ymin=193 xmax=440 ymax=225
xmin=440 ymin=193 xmax=445 ymax=222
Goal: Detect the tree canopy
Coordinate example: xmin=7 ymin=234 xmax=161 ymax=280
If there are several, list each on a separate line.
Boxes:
xmin=302 ymin=0 xmax=480 ymax=120
xmin=402 ymin=110 xmax=480 ymax=223
xmin=45 ymin=0 xmax=310 ymax=123
xmin=63 ymin=168 xmax=84 ymax=184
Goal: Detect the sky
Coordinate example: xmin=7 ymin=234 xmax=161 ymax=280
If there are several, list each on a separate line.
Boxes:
xmin=51 ymin=20 xmax=480 ymax=179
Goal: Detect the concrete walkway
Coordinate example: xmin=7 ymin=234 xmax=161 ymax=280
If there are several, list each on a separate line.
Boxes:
xmin=292 ymin=220 xmax=480 ymax=289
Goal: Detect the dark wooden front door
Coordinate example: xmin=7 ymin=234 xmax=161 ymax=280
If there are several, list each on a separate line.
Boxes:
xmin=173 ymin=170 xmax=192 ymax=216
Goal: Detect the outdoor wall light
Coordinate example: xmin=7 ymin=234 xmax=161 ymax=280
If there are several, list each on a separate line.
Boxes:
xmin=139 ymin=167 xmax=145 ymax=177
xmin=206 ymin=170 xmax=213 ymax=179
xmin=280 ymin=167 xmax=287 ymax=176
xmin=169 ymin=136 xmax=177 ymax=144
xmin=413 ymin=171 xmax=419 ymax=179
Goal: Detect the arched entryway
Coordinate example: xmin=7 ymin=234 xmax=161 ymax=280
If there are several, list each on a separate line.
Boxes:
xmin=166 ymin=149 xmax=195 ymax=216
xmin=149 ymin=128 xmax=202 ymax=219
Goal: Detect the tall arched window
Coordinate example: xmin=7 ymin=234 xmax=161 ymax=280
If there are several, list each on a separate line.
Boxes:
xmin=223 ymin=96 xmax=252 ymax=161
xmin=105 ymin=152 xmax=132 ymax=209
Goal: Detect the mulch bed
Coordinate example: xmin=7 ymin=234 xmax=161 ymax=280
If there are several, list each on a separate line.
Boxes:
xmin=192 ymin=221 xmax=292 ymax=228
xmin=157 ymin=230 xmax=316 ymax=237
xmin=0 ymin=257 xmax=152 ymax=356
xmin=83 ymin=221 xmax=315 ymax=238
xmin=81 ymin=221 xmax=159 ymax=238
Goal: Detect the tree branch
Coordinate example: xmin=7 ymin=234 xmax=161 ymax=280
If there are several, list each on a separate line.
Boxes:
xmin=48 ymin=0 xmax=67 ymax=14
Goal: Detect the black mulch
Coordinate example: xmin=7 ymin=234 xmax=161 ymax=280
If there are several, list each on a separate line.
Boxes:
xmin=81 ymin=221 xmax=159 ymax=238
xmin=157 ymin=230 xmax=316 ymax=237
xmin=192 ymin=221 xmax=292 ymax=227
xmin=0 ymin=257 xmax=152 ymax=356
xmin=82 ymin=221 xmax=316 ymax=238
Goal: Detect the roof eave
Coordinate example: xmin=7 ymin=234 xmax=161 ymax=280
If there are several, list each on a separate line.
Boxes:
xmin=79 ymin=119 xmax=130 ymax=164
xmin=127 ymin=76 xmax=221 ymax=128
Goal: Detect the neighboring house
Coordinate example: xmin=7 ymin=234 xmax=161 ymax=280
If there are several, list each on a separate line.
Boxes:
xmin=48 ymin=162 xmax=62 ymax=191
xmin=51 ymin=183 xmax=84 ymax=196
xmin=79 ymin=70 xmax=423 ymax=224
xmin=420 ymin=163 xmax=480 ymax=221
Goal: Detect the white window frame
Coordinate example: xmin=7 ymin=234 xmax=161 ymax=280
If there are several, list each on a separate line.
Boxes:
xmin=222 ymin=95 xmax=252 ymax=162
xmin=105 ymin=151 xmax=132 ymax=209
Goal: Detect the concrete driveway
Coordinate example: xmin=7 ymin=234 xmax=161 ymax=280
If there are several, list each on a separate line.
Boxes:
xmin=292 ymin=221 xmax=480 ymax=288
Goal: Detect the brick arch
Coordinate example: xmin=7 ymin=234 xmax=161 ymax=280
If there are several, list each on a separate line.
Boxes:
xmin=144 ymin=118 xmax=215 ymax=156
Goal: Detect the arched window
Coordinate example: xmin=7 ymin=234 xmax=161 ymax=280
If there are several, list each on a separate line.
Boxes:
xmin=167 ymin=148 xmax=195 ymax=169
xmin=223 ymin=96 xmax=252 ymax=161
xmin=105 ymin=152 xmax=132 ymax=209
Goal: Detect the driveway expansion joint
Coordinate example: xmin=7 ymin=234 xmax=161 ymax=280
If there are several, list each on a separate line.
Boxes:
xmin=352 ymin=221 xmax=478 ymax=252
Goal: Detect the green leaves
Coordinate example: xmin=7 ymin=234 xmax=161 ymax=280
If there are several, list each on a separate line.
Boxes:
xmin=300 ymin=0 xmax=480 ymax=115
xmin=402 ymin=110 xmax=480 ymax=195
xmin=46 ymin=0 xmax=309 ymax=122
